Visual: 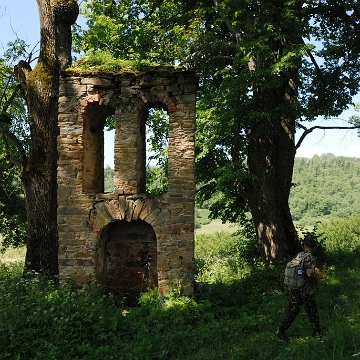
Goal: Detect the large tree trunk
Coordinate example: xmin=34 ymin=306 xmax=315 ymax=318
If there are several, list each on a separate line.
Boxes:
xmin=245 ymin=47 xmax=302 ymax=262
xmin=245 ymin=114 xmax=301 ymax=263
xmin=16 ymin=0 xmax=78 ymax=277
xmin=239 ymin=1 xmax=304 ymax=263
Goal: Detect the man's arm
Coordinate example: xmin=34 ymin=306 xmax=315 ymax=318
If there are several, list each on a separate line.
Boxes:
xmin=305 ymin=255 xmax=321 ymax=282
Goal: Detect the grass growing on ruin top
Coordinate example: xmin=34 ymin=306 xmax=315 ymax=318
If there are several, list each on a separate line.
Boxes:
xmin=67 ymin=51 xmax=183 ymax=74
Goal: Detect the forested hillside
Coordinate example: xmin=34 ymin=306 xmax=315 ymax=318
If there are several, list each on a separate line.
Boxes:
xmin=290 ymin=154 xmax=360 ymax=224
xmin=106 ymin=154 xmax=359 ymax=228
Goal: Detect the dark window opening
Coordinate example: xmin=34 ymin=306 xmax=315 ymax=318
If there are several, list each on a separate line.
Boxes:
xmin=96 ymin=220 xmax=158 ymax=304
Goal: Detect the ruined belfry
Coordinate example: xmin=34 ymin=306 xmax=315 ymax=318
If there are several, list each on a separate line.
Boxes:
xmin=57 ymin=66 xmax=196 ymax=301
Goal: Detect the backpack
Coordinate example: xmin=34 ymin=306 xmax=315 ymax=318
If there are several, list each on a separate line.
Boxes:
xmin=284 ymin=251 xmax=311 ymax=290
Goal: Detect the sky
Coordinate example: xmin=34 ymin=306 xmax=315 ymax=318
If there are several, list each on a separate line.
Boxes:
xmin=1 ymin=1 xmax=360 ymax=167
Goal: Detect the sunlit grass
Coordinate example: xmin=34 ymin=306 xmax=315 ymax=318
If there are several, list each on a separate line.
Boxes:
xmin=195 ymin=219 xmax=239 ymax=234
xmin=0 ymin=245 xmax=26 ymax=264
xmin=0 ymin=217 xmax=359 ymax=359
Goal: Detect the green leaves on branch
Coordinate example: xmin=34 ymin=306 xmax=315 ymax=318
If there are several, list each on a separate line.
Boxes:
xmin=1 ymin=38 xmax=31 ymax=250
xmin=0 ymin=169 xmax=27 ymax=252
xmin=73 ymin=0 xmax=199 ymax=65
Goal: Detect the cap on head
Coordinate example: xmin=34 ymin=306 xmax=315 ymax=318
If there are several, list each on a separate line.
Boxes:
xmin=304 ymin=237 xmax=316 ymax=249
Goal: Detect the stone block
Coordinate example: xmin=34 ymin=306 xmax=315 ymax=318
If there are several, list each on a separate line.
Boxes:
xmin=132 ymin=198 xmax=144 ymax=220
xmin=94 ymin=201 xmax=115 ymax=222
xmin=81 ymin=77 xmax=115 ymax=87
xmin=74 ymin=252 xmax=93 ymax=259
xmin=158 ymin=262 xmax=171 ymax=271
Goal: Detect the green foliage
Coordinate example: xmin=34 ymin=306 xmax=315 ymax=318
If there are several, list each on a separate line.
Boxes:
xmin=1 ymin=217 xmax=360 ymax=359
xmin=73 ymin=0 xmax=195 ymax=64
xmin=290 ymin=154 xmax=360 ymax=224
xmin=0 ymin=169 xmax=27 ymax=252
xmin=316 ymin=215 xmax=360 ymax=253
xmin=145 ymin=108 xmax=169 ymax=196
xmin=195 ymin=207 xmax=212 ymax=229
xmin=0 ymin=40 xmax=30 ymax=252
xmin=0 ymin=266 xmax=127 ymax=359
xmin=0 ymin=40 xmax=31 ymax=154
xmin=104 ymin=165 xmax=114 ymax=193
xmin=195 ymin=229 xmax=261 ymax=286
xmin=146 ymin=165 xmax=168 ymax=196
xmin=0 ymin=215 xmax=359 ymax=359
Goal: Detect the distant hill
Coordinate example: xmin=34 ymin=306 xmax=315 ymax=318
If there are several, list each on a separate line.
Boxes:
xmin=290 ymin=153 xmax=360 ymax=224
xmin=106 ymin=154 xmax=360 ymax=229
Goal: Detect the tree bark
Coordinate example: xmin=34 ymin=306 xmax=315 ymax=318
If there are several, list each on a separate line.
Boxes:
xmin=15 ymin=0 xmax=78 ymax=277
xmin=245 ymin=114 xmax=301 ymax=263
xmin=244 ymin=16 xmax=303 ymax=262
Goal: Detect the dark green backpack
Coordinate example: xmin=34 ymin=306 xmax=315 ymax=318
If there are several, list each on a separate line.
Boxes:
xmin=284 ymin=252 xmax=311 ymax=289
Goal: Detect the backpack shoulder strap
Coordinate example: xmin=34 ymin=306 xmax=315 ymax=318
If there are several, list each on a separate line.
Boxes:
xmin=302 ymin=251 xmax=312 ymax=260
xmin=299 ymin=251 xmax=312 ymax=268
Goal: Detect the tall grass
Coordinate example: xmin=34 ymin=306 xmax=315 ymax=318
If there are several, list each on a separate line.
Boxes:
xmin=0 ymin=218 xmax=359 ymax=359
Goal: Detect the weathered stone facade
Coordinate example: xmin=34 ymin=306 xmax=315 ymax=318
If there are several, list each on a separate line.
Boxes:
xmin=57 ymin=67 xmax=196 ymax=300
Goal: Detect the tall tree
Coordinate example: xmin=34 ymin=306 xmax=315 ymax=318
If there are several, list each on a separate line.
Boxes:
xmin=75 ymin=0 xmax=360 ymax=262
xmin=10 ymin=0 xmax=79 ymax=277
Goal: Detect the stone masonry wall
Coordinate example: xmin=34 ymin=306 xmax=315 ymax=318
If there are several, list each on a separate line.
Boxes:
xmin=57 ymin=67 xmax=197 ymax=298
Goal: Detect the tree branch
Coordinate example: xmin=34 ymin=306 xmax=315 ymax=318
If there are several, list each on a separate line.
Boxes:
xmin=213 ymin=0 xmax=241 ymax=44
xmin=0 ymin=126 xmax=27 ymax=169
xmin=298 ymin=37 xmax=327 ymax=88
xmin=0 ymin=114 xmax=12 ymax=124
xmin=295 ymin=125 xmax=360 ymax=150
xmin=1 ymin=84 xmax=22 ymax=117
xmin=13 ymin=60 xmax=32 ymax=101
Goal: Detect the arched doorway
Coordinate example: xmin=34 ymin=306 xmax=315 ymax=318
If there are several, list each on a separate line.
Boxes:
xmin=96 ymin=220 xmax=158 ymax=303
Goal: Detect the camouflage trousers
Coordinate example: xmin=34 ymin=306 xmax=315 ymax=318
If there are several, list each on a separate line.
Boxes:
xmin=279 ymin=289 xmax=320 ymax=333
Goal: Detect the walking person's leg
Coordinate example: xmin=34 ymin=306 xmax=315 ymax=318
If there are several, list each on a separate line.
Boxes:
xmin=304 ymin=294 xmax=321 ymax=336
xmin=276 ymin=290 xmax=302 ymax=340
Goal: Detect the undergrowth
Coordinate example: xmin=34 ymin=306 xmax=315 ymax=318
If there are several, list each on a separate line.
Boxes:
xmin=0 ymin=218 xmax=359 ymax=359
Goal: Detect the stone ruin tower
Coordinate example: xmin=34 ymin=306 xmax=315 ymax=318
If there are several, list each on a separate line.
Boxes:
xmin=57 ymin=66 xmax=196 ymax=301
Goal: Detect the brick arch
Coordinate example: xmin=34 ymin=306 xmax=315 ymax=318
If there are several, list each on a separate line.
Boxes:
xmin=90 ymin=196 xmax=165 ymax=302
xmin=95 ymin=219 xmax=158 ymax=303
xmin=137 ymin=89 xmax=178 ymax=114
xmin=89 ymin=195 xmax=164 ymax=231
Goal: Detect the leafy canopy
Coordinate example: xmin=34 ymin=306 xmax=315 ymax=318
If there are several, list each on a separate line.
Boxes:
xmin=74 ymin=0 xmax=360 ymax=222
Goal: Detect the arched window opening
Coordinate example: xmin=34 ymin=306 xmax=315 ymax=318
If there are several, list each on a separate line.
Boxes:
xmin=82 ymin=104 xmax=114 ymax=193
xmin=145 ymin=108 xmax=169 ymax=195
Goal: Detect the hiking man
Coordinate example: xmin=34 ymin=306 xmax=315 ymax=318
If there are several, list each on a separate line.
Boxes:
xmin=275 ymin=237 xmax=321 ymax=340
